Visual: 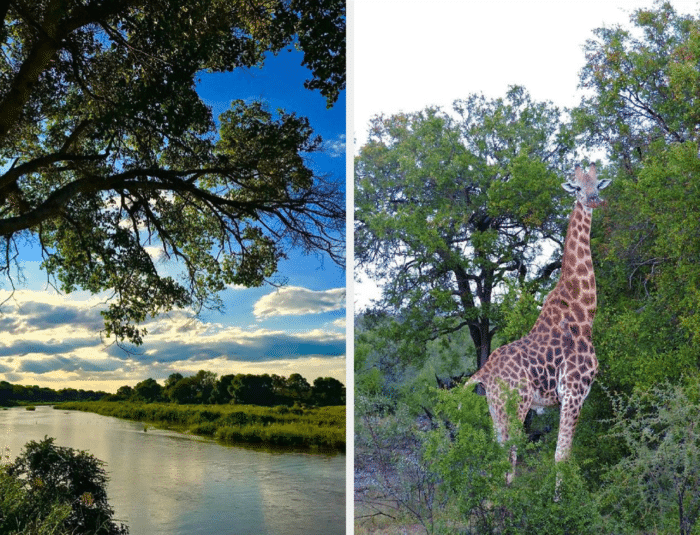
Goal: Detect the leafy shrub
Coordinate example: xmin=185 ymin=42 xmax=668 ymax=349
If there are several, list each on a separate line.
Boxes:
xmin=599 ymin=381 xmax=700 ymax=535
xmin=1 ymin=437 xmax=128 ymax=535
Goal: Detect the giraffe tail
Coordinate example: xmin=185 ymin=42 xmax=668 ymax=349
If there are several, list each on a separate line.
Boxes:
xmin=461 ymin=370 xmax=480 ymax=388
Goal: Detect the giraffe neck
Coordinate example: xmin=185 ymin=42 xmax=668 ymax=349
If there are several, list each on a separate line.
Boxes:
xmin=562 ymin=200 xmax=592 ymax=275
xmin=554 ymin=200 xmax=596 ymax=319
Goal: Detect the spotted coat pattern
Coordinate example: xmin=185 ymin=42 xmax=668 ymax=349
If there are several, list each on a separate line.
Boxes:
xmin=464 ymin=164 xmax=610 ymax=466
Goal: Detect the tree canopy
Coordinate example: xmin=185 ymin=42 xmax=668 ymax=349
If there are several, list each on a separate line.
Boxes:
xmin=573 ymin=1 xmax=700 ymax=391
xmin=0 ymin=0 xmax=345 ymax=345
xmin=355 ymin=86 xmax=576 ymax=370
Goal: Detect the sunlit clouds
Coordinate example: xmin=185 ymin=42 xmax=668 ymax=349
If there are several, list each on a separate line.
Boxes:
xmin=0 ymin=286 xmax=345 ymax=391
xmin=253 ymin=286 xmax=345 ymax=318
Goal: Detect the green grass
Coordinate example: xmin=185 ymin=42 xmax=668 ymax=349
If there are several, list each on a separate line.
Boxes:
xmin=56 ymin=401 xmax=346 ymax=451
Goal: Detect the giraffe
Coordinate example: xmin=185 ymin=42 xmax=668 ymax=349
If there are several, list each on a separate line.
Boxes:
xmin=463 ymin=163 xmax=610 ymax=479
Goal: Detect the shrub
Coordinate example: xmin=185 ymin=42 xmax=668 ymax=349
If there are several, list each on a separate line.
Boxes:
xmin=599 ymin=381 xmax=700 ymax=535
xmin=1 ymin=437 xmax=128 ymax=535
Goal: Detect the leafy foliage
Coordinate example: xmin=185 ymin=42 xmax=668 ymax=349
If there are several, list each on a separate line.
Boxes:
xmin=574 ymin=1 xmax=700 ymax=393
xmin=0 ymin=0 xmax=345 ymax=345
xmin=1 ymin=437 xmax=127 ymax=535
xmin=99 ymin=370 xmax=344 ymax=407
xmin=355 ymin=86 xmax=575 ymax=371
xmin=0 ymin=380 xmax=107 ymax=406
xmin=599 ymin=381 xmax=700 ymax=535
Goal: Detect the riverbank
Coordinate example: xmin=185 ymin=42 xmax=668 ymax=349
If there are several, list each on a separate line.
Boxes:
xmin=57 ymin=401 xmax=345 ymax=451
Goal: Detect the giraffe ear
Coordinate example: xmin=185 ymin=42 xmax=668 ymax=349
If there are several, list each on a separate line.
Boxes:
xmin=597 ymin=179 xmax=612 ymax=190
xmin=562 ymin=182 xmax=579 ymax=194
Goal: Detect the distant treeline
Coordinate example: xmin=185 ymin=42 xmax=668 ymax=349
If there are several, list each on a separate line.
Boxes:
xmin=106 ymin=371 xmax=346 ymax=407
xmin=0 ymin=381 xmax=107 ymax=406
xmin=1 ymin=371 xmax=345 ymax=408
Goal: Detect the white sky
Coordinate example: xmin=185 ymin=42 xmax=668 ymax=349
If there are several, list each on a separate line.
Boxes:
xmin=353 ymin=0 xmax=700 ymax=145
xmin=350 ymin=0 xmax=700 ymax=310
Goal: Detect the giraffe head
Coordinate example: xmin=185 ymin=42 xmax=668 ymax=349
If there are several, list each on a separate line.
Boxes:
xmin=562 ymin=164 xmax=611 ymax=210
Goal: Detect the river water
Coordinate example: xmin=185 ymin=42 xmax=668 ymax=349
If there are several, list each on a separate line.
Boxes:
xmin=0 ymin=405 xmax=345 ymax=535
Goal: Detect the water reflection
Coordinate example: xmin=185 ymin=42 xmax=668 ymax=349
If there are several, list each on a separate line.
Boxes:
xmin=0 ymin=406 xmax=345 ymax=535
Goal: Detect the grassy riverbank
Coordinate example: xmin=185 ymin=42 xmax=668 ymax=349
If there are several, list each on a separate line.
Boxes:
xmin=56 ymin=401 xmax=345 ymax=451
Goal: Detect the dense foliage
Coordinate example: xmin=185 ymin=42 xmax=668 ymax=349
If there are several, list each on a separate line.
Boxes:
xmin=0 ymin=437 xmax=127 ymax=535
xmin=0 ymin=380 xmax=106 ymax=406
xmin=355 ymin=86 xmax=575 ymax=371
xmin=60 ymin=401 xmax=345 ymax=450
xmin=575 ymin=1 xmax=700 ymax=393
xmin=355 ymin=2 xmax=700 ymax=533
xmin=0 ymin=0 xmax=345 ymax=345
xmin=105 ymin=370 xmax=345 ymax=406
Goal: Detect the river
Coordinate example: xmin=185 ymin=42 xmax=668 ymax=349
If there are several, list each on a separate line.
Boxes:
xmin=0 ymin=405 xmax=345 ymax=534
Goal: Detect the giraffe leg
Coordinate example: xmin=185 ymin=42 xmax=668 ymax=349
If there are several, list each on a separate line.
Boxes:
xmin=507 ymin=399 xmax=531 ymax=484
xmin=487 ymin=393 xmax=531 ymax=485
xmin=554 ymin=395 xmax=584 ymax=501
xmin=555 ymin=395 xmax=583 ymax=463
xmin=486 ymin=396 xmax=509 ymax=444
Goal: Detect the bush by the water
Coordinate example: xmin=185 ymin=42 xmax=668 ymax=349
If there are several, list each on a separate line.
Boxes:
xmin=0 ymin=437 xmax=128 ymax=535
xmin=58 ymin=401 xmax=345 ymax=450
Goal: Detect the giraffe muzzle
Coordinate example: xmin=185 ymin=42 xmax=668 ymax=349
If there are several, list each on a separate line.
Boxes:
xmin=586 ymin=196 xmax=606 ymax=208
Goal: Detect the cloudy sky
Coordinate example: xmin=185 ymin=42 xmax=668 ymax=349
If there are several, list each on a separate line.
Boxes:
xmin=351 ymin=0 xmax=700 ymax=310
xmin=0 ymin=49 xmax=346 ymax=393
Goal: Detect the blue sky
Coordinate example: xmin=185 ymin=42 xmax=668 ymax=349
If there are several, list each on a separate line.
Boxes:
xmin=0 ymin=48 xmax=346 ymax=392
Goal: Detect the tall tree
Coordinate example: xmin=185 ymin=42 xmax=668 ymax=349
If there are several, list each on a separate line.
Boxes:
xmin=228 ymin=373 xmax=274 ymax=405
xmin=575 ymin=1 xmax=698 ymax=175
xmin=355 ymin=86 xmax=574 ymax=371
xmin=0 ymin=0 xmax=345 ymax=345
xmin=311 ymin=376 xmax=344 ymax=405
xmin=133 ymin=377 xmax=162 ymax=402
xmin=574 ymin=1 xmax=700 ymax=390
xmin=168 ymin=370 xmax=217 ymax=404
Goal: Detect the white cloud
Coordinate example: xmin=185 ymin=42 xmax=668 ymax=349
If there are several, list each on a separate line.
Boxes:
xmin=323 ymin=134 xmax=346 ymax=158
xmin=0 ymin=288 xmax=345 ymax=391
xmin=253 ymin=286 xmax=345 ymax=318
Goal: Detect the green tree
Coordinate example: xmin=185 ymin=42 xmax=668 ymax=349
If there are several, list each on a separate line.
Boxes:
xmin=311 ymin=376 xmax=344 ymax=405
xmin=211 ymin=373 xmax=236 ymax=404
xmin=232 ymin=373 xmax=273 ymax=405
xmin=0 ymin=467 xmax=71 ymax=535
xmin=2 ymin=437 xmax=128 ymax=534
xmin=574 ymin=1 xmax=700 ymax=390
xmin=168 ymin=370 xmax=217 ymax=404
xmin=0 ymin=0 xmax=345 ymax=346
xmin=114 ymin=385 xmax=134 ymax=400
xmin=133 ymin=377 xmax=163 ymax=402
xmin=168 ymin=376 xmax=199 ymax=404
xmin=600 ymin=382 xmax=700 ymax=535
xmin=228 ymin=373 xmax=275 ymax=405
xmin=285 ymin=373 xmax=311 ymax=402
xmin=575 ymin=1 xmax=698 ymax=173
xmin=355 ymin=86 xmax=574 ymax=371
xmin=164 ymin=373 xmax=184 ymax=386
